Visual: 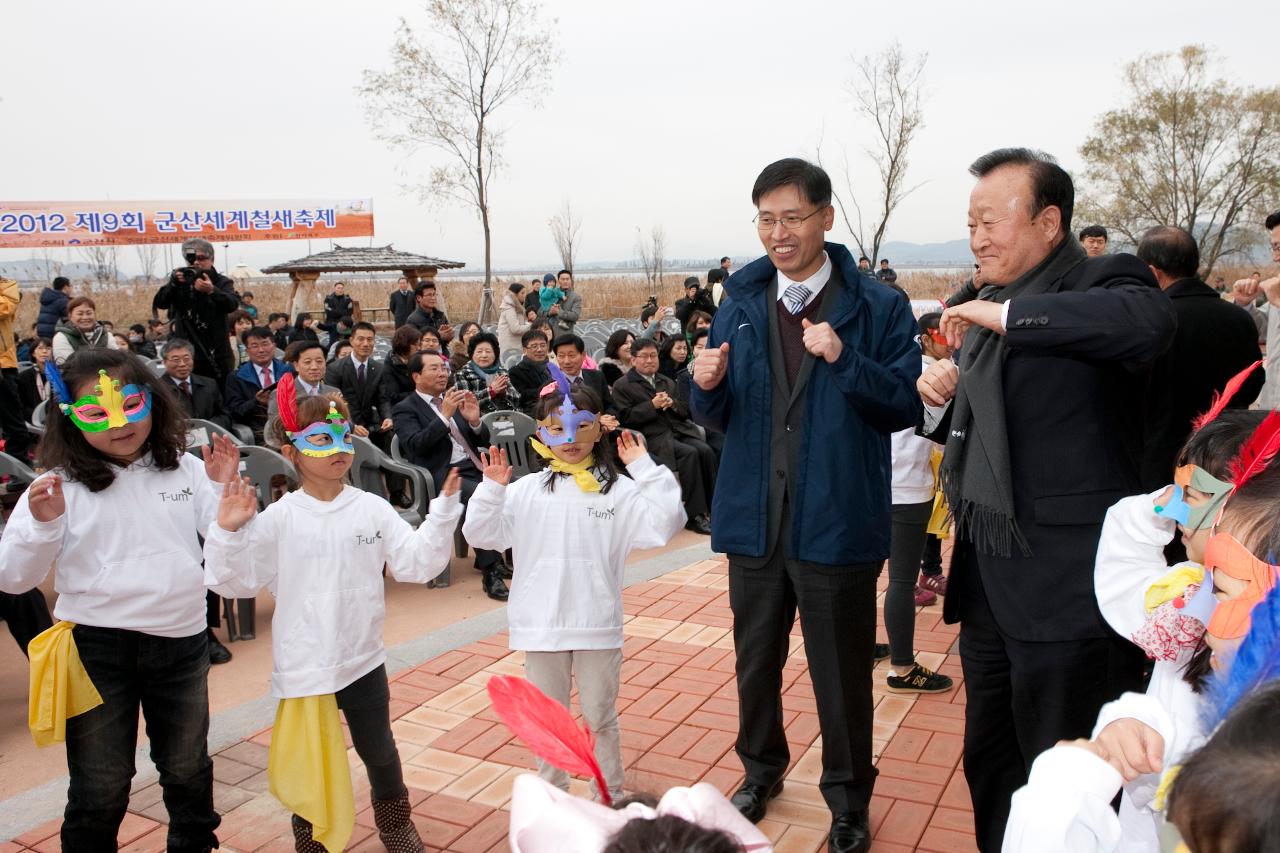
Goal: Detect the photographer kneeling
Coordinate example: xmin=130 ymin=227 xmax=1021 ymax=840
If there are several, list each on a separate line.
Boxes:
xmin=153 ymin=238 xmax=240 ymax=384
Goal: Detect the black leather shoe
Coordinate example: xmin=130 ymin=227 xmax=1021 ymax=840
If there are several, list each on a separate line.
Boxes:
xmin=686 ymin=514 xmax=713 ymax=535
xmin=483 ymin=568 xmax=509 ymax=601
xmin=493 ymin=558 xmax=513 ymax=580
xmin=207 ymin=629 xmax=232 ymax=665
xmin=828 ymin=810 xmax=871 ymax=853
xmin=729 ymin=779 xmax=783 ymax=824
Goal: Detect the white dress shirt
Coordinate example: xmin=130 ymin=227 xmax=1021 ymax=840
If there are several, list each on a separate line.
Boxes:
xmin=776 ymin=252 xmax=832 ymax=312
xmin=417 ymin=390 xmax=475 ymax=464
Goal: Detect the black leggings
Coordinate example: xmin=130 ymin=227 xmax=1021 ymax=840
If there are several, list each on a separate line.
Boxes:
xmin=335 ymin=664 xmax=406 ymax=801
xmin=880 ymin=500 xmax=933 ymax=668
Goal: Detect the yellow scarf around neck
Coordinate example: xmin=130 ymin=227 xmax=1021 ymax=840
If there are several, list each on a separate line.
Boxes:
xmin=530 ymin=438 xmax=601 ymax=492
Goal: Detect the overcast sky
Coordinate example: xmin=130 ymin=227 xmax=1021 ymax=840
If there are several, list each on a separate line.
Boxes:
xmin=1 ymin=0 xmax=1274 ymax=275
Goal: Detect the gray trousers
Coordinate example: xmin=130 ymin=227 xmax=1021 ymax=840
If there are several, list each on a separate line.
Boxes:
xmin=523 ymin=648 xmax=625 ymax=798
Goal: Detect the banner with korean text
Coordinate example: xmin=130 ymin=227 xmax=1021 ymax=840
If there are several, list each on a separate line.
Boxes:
xmin=0 ymin=199 xmax=374 ymax=249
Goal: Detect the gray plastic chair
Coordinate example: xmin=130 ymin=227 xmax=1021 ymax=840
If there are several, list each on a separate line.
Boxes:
xmin=0 ymin=451 xmax=38 ymax=487
xmin=27 ymin=399 xmax=49 ymax=437
xmin=500 ymin=348 xmax=523 ymax=369
xmin=185 ymin=419 xmax=247 ymax=452
xmin=480 ymin=410 xmax=538 ymax=480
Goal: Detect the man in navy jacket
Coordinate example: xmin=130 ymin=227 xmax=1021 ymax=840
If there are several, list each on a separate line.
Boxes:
xmin=692 ymin=159 xmax=921 ymax=853
xmin=224 ymin=327 xmax=292 ymax=443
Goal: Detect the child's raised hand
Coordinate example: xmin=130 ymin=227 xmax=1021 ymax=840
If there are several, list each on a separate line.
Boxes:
xmin=1095 ymin=718 xmax=1164 ymax=781
xmin=27 ymin=474 xmax=65 ymax=523
xmin=480 ymin=447 xmax=513 ymax=485
xmin=616 ymin=430 xmax=648 ymax=465
xmin=217 ymin=476 xmax=258 ymax=532
xmin=441 ymin=467 xmax=462 ymax=497
xmin=201 ymin=434 xmax=240 ymax=484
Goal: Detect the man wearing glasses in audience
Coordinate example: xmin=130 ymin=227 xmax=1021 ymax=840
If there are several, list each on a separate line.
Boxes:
xmin=154 ymin=237 xmax=240 ymax=384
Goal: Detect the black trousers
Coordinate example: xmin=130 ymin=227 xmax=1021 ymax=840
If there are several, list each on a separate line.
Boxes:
xmin=0 ymin=368 xmax=32 ymax=460
xmin=674 ymin=434 xmax=717 ymax=515
xmin=335 ymin=664 xmax=406 ymax=801
xmin=729 ymin=516 xmax=879 ymax=814
xmin=456 ymin=461 xmax=501 ymax=570
xmin=880 ymin=500 xmax=933 ymax=668
xmin=0 ymin=588 xmax=54 ymax=655
xmin=958 ymin=563 xmax=1146 ymax=852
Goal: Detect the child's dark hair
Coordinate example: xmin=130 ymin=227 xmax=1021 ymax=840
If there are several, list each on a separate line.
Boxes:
xmin=602 ymin=815 xmax=744 ymax=853
xmin=267 ymin=392 xmax=352 ymax=451
xmin=1167 ymin=679 xmax=1280 ymax=853
xmin=1179 ymin=409 xmax=1277 ymax=692
xmin=39 ymin=348 xmax=188 ymax=492
xmin=532 ymin=385 xmax=620 ymax=494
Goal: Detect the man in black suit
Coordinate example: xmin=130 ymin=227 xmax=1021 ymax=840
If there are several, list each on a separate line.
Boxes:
xmin=324 ymin=321 xmax=393 ymax=451
xmin=508 ymin=329 xmax=553 ymax=417
xmin=614 ymin=338 xmax=715 ymax=535
xmin=551 ymin=333 xmax=619 ymax=423
xmin=389 ymin=277 xmax=416 ymax=328
xmin=918 ymin=148 xmax=1176 ymax=851
xmin=391 ymin=351 xmax=509 ymax=601
xmin=163 ymin=338 xmax=232 ymax=430
xmin=1137 ymin=225 xmax=1264 ymax=491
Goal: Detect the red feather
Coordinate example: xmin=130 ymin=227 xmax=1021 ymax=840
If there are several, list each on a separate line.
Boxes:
xmin=486 ymin=675 xmax=611 ymax=805
xmin=1229 ymin=409 xmax=1280 ymax=492
xmin=276 ymin=372 xmax=300 ymax=433
xmin=1192 ymin=360 xmax=1263 ymax=431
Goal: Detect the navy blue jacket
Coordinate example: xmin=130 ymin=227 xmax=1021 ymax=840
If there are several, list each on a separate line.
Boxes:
xmin=36 ymin=288 xmax=69 ymax=339
xmin=691 ymin=242 xmax=922 ymax=565
xmin=224 ymin=359 xmax=293 ymax=428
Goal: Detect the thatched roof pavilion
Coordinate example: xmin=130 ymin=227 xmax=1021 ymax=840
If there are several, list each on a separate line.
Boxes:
xmin=263 ymin=244 xmax=464 ymax=317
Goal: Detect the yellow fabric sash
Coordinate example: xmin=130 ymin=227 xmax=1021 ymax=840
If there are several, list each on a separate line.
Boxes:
xmin=27 ymin=621 xmax=103 ymax=748
xmin=1144 ymin=566 xmax=1205 ymax=613
xmin=268 ymin=695 xmax=355 ymax=853
xmin=530 ymin=438 xmax=601 ymax=493
xmin=926 ymin=448 xmax=951 ymax=538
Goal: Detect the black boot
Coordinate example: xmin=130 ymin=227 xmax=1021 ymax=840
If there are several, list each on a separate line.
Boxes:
xmin=372 ymin=793 xmax=424 ymax=853
xmin=207 ymin=628 xmax=232 ymax=664
xmin=290 ymin=814 xmax=327 ymax=853
xmin=482 ymin=566 xmax=509 ymax=601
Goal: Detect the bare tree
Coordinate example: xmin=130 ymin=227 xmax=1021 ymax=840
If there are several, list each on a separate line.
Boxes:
xmin=548 ymin=199 xmax=582 ymax=272
xmin=1079 ymin=45 xmax=1280 ymax=275
xmin=635 ymin=225 xmax=665 ymax=298
xmin=78 ymin=245 xmax=117 ymax=287
xmin=359 ymin=0 xmax=558 ymax=292
xmin=134 ymin=244 xmax=162 ymax=284
xmin=819 ymin=42 xmax=927 ymax=267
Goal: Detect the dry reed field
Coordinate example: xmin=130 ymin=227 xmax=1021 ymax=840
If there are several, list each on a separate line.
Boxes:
xmin=14 ymin=264 xmax=1261 ymax=335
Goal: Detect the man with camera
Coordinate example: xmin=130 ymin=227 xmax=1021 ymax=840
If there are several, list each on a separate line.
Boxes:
xmin=153 ymin=238 xmax=241 ymax=384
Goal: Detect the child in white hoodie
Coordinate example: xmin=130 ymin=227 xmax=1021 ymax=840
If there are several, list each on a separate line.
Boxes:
xmin=0 ymin=348 xmax=238 ymax=852
xmin=203 ymin=374 xmax=462 ymax=853
xmin=462 ymin=370 xmax=685 ymax=801
xmin=1003 ymin=408 xmax=1280 ymax=853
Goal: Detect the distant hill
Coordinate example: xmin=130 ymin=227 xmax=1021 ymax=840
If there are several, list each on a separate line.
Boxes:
xmin=0 ymin=259 xmax=97 ymax=283
xmin=875 ymin=239 xmax=972 ymax=265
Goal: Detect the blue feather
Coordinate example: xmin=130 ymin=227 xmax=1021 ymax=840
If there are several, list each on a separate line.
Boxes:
xmin=43 ymin=360 xmax=72 ymax=407
xmin=546 ymin=361 xmax=573 ymax=398
xmin=1204 ymin=582 xmax=1280 ymax=730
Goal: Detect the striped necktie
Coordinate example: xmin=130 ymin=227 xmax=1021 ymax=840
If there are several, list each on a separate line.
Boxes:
xmin=782 ymin=283 xmax=811 ymax=315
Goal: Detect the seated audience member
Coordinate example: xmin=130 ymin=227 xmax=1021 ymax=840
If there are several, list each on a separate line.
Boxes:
xmin=658 ymin=335 xmax=689 ymax=381
xmin=508 ymin=329 xmax=553 ymax=416
xmin=288 ymin=312 xmax=320 ymax=344
xmin=16 ymin=337 xmax=53 ymax=423
xmin=267 ymin=312 xmax=291 ymax=351
xmin=226 ymin=309 xmax=254 ymax=367
xmin=406 ymin=281 xmax=453 ymax=342
xmin=224 ymin=326 xmax=290 ymax=442
xmin=454 ymin=332 xmax=517 ymax=415
xmin=419 ymin=326 xmax=443 ymax=354
xmin=613 ymin=338 xmax=716 ymax=534
xmin=552 ymin=333 xmax=619 ymax=427
xmin=528 ymin=317 xmax=553 ymax=343
xmin=329 ymin=339 xmax=353 ymax=363
xmin=326 ymin=315 xmax=356 ymax=353
xmin=450 ymin=321 xmax=481 ymax=372
xmin=675 ymin=329 xmax=724 ymax=456
xmin=391 ymin=351 xmax=509 ymax=600
xmin=52 ymin=296 xmax=119 ymax=364
xmin=264 ymin=340 xmax=343 ymax=447
xmin=598 ymin=330 xmax=635 ymax=387
xmin=126 ymin=324 xmax=158 ymax=359
xmin=325 ymin=320 xmax=392 ymax=448
xmin=380 ymin=325 xmax=425 ymax=408
xmin=164 ymin=338 xmax=232 ymax=430
xmin=685 ymin=310 xmax=713 ymax=340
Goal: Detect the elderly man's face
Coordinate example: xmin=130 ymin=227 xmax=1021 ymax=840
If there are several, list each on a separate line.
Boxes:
xmin=418 ymin=288 xmax=437 ymax=310
xmin=523 ymin=336 xmax=548 ymax=363
xmin=413 ymin=356 xmax=450 ymax=395
xmin=632 ymin=345 xmax=659 ymax=377
xmin=755 ymin=184 xmax=834 ymax=280
xmin=968 ymin=165 xmax=1062 ymax=286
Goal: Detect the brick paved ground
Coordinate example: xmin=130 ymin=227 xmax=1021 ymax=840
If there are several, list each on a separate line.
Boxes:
xmin=6 ymin=554 xmax=975 ymax=853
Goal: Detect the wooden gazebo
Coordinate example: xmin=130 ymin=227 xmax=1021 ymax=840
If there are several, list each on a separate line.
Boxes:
xmin=262 ymin=244 xmax=465 ymax=317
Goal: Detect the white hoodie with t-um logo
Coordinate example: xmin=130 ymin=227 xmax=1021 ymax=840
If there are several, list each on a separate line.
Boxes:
xmin=202 ymin=485 xmax=460 ymax=697
xmin=0 ymin=453 xmax=222 ymax=638
xmin=462 ymin=454 xmax=685 ymax=652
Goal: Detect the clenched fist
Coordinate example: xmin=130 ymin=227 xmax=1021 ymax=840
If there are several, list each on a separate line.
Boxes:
xmin=918 ymin=358 xmax=959 ymax=407
xmin=693 ymin=342 xmax=730 ymax=391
